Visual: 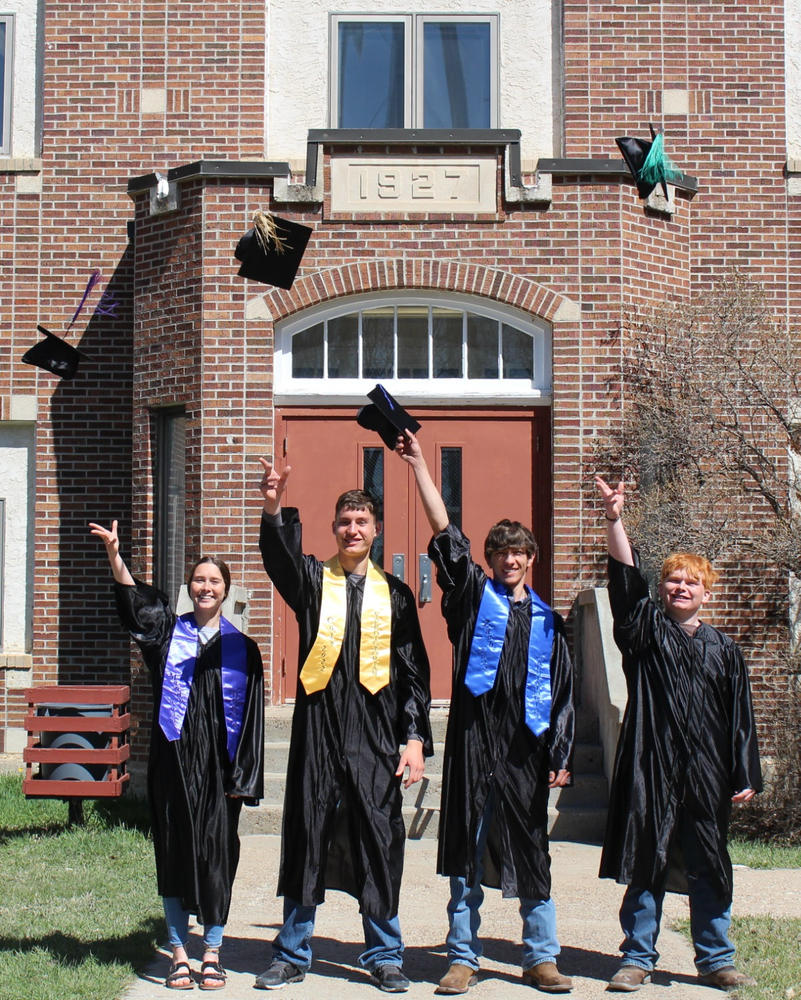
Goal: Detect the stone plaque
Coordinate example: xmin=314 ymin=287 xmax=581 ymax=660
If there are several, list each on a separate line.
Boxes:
xmin=330 ymin=156 xmax=497 ymax=214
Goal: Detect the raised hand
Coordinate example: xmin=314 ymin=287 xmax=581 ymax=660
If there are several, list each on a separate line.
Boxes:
xmin=394 ymin=429 xmax=423 ymax=467
xmin=258 ymin=458 xmax=291 ymax=515
xmin=88 ymin=519 xmax=135 ymax=585
xmin=595 ymin=476 xmax=625 ymax=522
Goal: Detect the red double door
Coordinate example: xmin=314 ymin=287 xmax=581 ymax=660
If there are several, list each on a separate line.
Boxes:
xmin=271 ymin=406 xmax=552 ymax=702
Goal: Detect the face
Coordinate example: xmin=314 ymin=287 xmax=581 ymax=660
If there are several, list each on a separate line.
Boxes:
xmin=332 ymin=506 xmax=379 ymax=561
xmin=658 ymin=569 xmax=711 ymax=623
xmin=488 ymin=547 xmax=534 ymax=593
xmin=189 ymin=563 xmax=227 ymax=617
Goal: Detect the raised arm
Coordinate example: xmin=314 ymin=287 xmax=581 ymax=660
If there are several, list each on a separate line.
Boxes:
xmin=258 ymin=457 xmax=292 ymax=516
xmin=395 ymin=431 xmax=449 ymax=534
xmin=89 ymin=520 xmax=136 ymax=586
xmin=594 ymin=476 xmax=635 ymax=566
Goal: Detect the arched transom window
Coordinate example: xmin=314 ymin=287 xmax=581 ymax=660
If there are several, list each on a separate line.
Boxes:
xmin=274 ymin=292 xmax=552 ymax=404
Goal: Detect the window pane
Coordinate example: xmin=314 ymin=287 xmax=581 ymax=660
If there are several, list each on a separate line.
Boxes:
xmin=0 ymin=24 xmax=6 ymax=150
xmin=397 ymin=306 xmax=429 ymax=378
xmin=441 ymin=448 xmax=462 ymax=530
xmin=467 ymin=315 xmax=498 ymax=378
xmin=292 ymin=323 xmax=324 ymax=378
xmin=363 ymin=308 xmax=395 ymax=379
xmin=363 ymin=447 xmax=384 ymax=568
xmin=423 ymin=22 xmax=491 ymax=128
xmin=502 ymin=324 xmax=533 ymax=379
xmin=338 ymin=22 xmax=405 ymax=128
xmin=327 ymin=315 xmax=358 ymax=378
xmin=432 ymin=308 xmax=462 ymax=378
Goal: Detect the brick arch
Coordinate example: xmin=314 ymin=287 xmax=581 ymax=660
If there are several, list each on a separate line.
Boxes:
xmin=254 ymin=258 xmax=576 ymax=324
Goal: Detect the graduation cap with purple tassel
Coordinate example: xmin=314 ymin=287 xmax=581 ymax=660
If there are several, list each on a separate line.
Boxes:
xmin=22 ymin=270 xmax=102 ymax=380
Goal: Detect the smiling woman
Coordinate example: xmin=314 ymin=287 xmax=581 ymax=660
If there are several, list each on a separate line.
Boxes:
xmin=88 ymin=520 xmax=264 ymax=992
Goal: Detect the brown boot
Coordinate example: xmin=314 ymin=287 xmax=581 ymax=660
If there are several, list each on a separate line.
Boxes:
xmin=436 ymin=964 xmax=478 ymax=995
xmin=522 ymin=962 xmax=573 ymax=993
xmin=607 ymin=966 xmax=652 ymax=992
xmin=697 ymin=966 xmax=756 ymax=992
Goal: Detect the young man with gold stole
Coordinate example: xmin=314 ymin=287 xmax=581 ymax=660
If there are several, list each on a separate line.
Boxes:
xmin=254 ymin=459 xmax=432 ymax=994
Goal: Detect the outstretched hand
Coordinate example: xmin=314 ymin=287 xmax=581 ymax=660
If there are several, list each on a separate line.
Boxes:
xmin=394 ymin=429 xmax=423 ymax=466
xmin=259 ymin=458 xmax=291 ymax=515
xmin=89 ymin=519 xmax=120 ymax=556
xmin=88 ymin=519 xmax=135 ymax=585
xmin=595 ymin=476 xmax=625 ymax=521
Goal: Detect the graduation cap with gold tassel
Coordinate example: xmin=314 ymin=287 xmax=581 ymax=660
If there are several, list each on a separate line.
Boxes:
xmin=615 ymin=124 xmax=684 ymax=200
xmin=234 ymin=211 xmax=312 ymax=289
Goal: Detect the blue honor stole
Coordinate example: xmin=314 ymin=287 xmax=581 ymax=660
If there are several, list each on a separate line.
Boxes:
xmin=464 ymin=578 xmax=554 ymax=736
xmin=159 ymin=613 xmax=249 ymax=760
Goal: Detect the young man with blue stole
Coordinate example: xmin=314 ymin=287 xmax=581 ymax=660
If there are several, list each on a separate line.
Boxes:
xmin=255 ymin=459 xmax=432 ymax=993
xmin=396 ymin=433 xmax=575 ymax=995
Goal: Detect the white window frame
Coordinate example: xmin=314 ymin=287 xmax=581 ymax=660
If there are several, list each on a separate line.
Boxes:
xmin=274 ymin=290 xmax=551 ymax=406
xmin=0 ymin=15 xmax=14 ymax=156
xmin=329 ymin=13 xmax=499 ymax=129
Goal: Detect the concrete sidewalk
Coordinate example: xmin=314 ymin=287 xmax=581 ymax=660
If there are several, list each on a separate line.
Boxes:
xmin=121 ymin=835 xmax=801 ymax=999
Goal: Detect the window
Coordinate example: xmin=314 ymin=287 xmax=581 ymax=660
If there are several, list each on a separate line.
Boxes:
xmin=331 ymin=14 xmax=497 ymax=129
xmin=0 ymin=498 xmax=5 ymax=647
xmin=0 ymin=16 xmax=13 ymax=156
xmin=277 ymin=292 xmax=552 ymax=402
xmin=154 ymin=408 xmax=186 ymax=607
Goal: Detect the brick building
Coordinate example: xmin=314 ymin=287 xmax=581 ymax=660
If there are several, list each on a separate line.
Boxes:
xmin=1 ymin=2 xmax=798 ymax=760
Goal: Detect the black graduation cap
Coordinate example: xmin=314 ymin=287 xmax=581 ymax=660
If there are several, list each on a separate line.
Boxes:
xmin=357 ymin=384 xmax=421 ymax=450
xmin=22 ymin=325 xmax=84 ymax=380
xmin=235 ymin=212 xmax=312 ymax=289
xmin=615 ymin=123 xmax=681 ymax=200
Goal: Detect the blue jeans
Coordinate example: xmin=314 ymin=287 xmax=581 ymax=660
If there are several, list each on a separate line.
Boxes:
xmin=162 ymin=896 xmax=224 ymax=950
xmin=618 ymin=824 xmax=735 ymax=975
xmin=272 ymin=897 xmax=405 ymax=972
xmin=446 ymin=793 xmax=560 ymax=971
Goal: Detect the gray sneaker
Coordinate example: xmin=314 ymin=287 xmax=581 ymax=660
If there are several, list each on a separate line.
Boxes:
xmin=370 ymin=964 xmax=410 ymax=993
xmin=254 ymin=960 xmax=306 ymax=990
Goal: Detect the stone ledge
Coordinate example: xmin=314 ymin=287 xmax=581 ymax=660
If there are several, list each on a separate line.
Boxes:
xmin=0 ymin=158 xmax=42 ymax=174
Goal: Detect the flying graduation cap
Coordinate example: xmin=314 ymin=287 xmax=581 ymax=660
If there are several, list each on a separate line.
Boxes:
xmin=21 ymin=270 xmax=101 ymax=380
xmin=615 ymin=124 xmax=684 ymax=199
xmin=234 ymin=211 xmax=312 ymax=289
xmin=357 ymin=384 xmax=421 ymax=450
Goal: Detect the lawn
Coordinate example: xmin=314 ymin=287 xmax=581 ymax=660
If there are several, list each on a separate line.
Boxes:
xmin=0 ymin=774 xmax=162 ymax=1000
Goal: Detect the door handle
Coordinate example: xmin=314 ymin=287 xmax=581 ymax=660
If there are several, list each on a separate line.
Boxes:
xmin=419 ymin=554 xmax=432 ymax=603
xmin=392 ymin=553 xmax=405 ymax=582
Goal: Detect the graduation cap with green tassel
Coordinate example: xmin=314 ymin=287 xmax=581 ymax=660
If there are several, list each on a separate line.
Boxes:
xmin=615 ymin=124 xmax=684 ymax=199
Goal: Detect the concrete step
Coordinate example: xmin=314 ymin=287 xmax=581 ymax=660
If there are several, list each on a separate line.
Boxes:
xmin=239 ymin=799 xmax=607 ymax=844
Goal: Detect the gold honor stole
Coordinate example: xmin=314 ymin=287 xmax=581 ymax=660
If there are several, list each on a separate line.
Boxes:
xmin=299 ymin=556 xmax=392 ymax=695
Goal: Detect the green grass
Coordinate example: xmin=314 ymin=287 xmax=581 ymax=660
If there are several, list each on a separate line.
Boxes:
xmin=0 ymin=774 xmax=162 ymax=1000
xmin=675 ymin=915 xmax=801 ymax=1000
xmin=729 ymin=837 xmax=801 ymax=870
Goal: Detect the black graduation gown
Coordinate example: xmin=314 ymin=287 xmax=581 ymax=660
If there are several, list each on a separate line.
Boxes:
xmin=430 ymin=524 xmax=575 ymax=901
xmin=115 ymin=580 xmax=264 ymax=926
xmin=259 ymin=509 xmax=433 ymax=920
xmin=599 ymin=555 xmax=762 ymax=900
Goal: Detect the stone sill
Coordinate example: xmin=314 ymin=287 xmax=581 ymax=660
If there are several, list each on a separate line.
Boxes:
xmin=0 ymin=158 xmax=42 ymax=174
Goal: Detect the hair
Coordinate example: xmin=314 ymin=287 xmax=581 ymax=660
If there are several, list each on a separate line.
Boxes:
xmin=660 ymin=552 xmax=719 ymax=589
xmin=187 ymin=556 xmax=231 ymax=597
xmin=483 ymin=519 xmax=539 ymax=563
xmin=334 ymin=489 xmax=381 ymax=520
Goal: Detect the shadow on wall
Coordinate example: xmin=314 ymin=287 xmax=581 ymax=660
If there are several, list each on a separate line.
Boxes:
xmin=48 ymin=241 xmax=135 ymax=685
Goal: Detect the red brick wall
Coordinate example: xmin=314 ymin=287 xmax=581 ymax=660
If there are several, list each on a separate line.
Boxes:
xmin=2 ymin=1 xmax=796 ymax=754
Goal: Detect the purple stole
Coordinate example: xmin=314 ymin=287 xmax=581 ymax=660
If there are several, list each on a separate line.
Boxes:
xmin=464 ymin=578 xmax=554 ymax=736
xmin=158 ymin=613 xmax=249 ymax=760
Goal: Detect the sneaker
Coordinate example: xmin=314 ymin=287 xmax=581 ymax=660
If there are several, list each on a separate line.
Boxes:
xmin=697 ymin=966 xmax=756 ymax=992
xmin=254 ymin=960 xmax=306 ymax=990
xmin=370 ymin=964 xmax=410 ymax=993
xmin=607 ymin=966 xmax=651 ymax=992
